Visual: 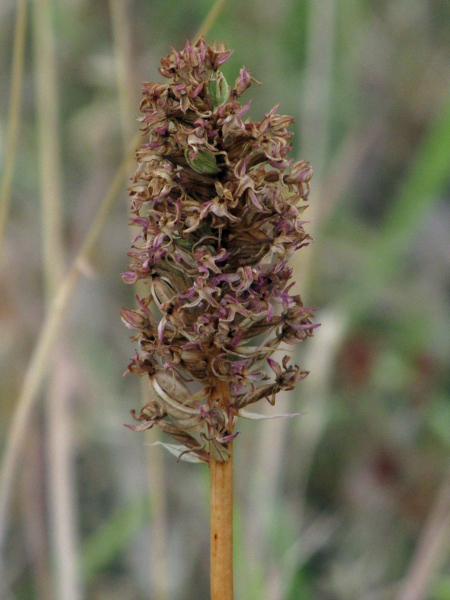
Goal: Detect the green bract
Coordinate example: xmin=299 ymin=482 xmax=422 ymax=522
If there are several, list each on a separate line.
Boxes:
xmin=208 ymin=73 xmax=230 ymax=109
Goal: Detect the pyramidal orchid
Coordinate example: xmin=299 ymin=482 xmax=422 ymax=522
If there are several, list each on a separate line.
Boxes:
xmin=121 ymin=38 xmax=317 ymax=598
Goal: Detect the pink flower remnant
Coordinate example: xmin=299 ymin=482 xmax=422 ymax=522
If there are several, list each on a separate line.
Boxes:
xmin=121 ymin=38 xmax=317 ymax=463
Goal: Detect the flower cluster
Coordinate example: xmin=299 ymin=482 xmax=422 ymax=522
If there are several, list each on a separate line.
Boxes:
xmin=122 ymin=38 xmax=317 ymax=463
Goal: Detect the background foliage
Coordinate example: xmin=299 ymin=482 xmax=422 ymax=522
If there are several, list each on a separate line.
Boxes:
xmin=1 ymin=0 xmax=450 ymax=599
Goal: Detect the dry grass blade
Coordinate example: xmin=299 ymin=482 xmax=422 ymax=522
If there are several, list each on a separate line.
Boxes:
xmin=33 ymin=0 xmax=65 ymax=296
xmin=0 ymin=0 xmax=27 ymax=266
xmin=45 ymin=356 xmax=81 ymax=600
xmin=109 ymin=0 xmax=135 ymax=146
xmin=0 ymin=134 xmax=138 ymax=553
xmin=397 ymin=469 xmax=450 ymax=600
xmin=194 ymin=0 xmax=226 ymax=41
xmin=32 ymin=0 xmax=79 ymax=596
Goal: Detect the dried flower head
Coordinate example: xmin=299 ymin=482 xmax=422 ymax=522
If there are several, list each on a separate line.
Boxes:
xmin=122 ymin=38 xmax=317 ymax=463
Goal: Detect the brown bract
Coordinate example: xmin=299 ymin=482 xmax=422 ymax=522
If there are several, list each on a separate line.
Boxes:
xmin=121 ymin=38 xmax=317 ymax=463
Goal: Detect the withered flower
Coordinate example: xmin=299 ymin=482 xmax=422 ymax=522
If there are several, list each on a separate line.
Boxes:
xmin=122 ymin=38 xmax=317 ymax=464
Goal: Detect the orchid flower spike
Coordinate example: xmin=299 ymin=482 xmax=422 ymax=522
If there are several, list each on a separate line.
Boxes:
xmin=122 ymin=38 xmax=317 ymax=464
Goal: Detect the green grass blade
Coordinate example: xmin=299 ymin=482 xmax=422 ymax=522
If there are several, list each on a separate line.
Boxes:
xmin=80 ymin=494 xmax=149 ymax=583
xmin=339 ymin=90 xmax=450 ymax=319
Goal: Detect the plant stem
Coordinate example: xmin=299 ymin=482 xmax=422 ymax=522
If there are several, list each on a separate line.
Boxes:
xmin=194 ymin=0 xmax=226 ymax=41
xmin=210 ymin=447 xmax=234 ymax=600
xmin=0 ymin=0 xmax=27 ymax=265
xmin=209 ymin=377 xmax=234 ymax=599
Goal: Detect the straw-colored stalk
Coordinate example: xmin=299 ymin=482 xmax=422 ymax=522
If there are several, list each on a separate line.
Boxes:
xmin=32 ymin=0 xmax=82 ymax=592
xmin=0 ymin=0 xmax=27 ymax=264
xmin=210 ymin=382 xmax=234 ymax=600
xmin=210 ymin=454 xmax=234 ymax=600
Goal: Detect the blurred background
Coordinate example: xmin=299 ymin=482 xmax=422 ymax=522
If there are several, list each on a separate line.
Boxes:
xmin=1 ymin=0 xmax=450 ymax=598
